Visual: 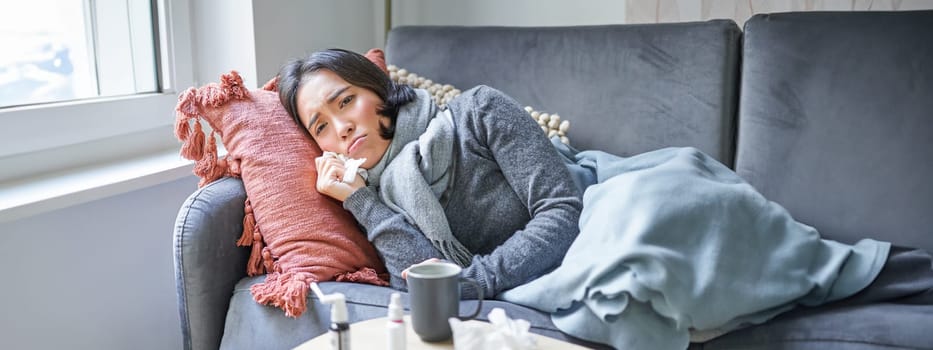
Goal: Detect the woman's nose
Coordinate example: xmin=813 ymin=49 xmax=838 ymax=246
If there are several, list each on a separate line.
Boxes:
xmin=334 ymin=119 xmax=354 ymax=138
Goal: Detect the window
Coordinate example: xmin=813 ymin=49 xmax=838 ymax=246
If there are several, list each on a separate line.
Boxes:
xmin=0 ymin=0 xmax=159 ymax=108
xmin=0 ymin=0 xmax=193 ymax=185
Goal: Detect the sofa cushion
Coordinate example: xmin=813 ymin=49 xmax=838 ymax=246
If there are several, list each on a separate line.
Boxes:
xmin=386 ymin=22 xmax=741 ymax=167
xmin=703 ymin=303 xmax=933 ymax=350
xmin=735 ymin=11 xmax=933 ymax=253
xmin=220 ymin=278 xmax=612 ymax=349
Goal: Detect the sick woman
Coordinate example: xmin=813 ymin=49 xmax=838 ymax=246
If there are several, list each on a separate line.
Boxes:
xmin=277 ymin=48 xmax=582 ymax=299
xmin=277 ymin=48 xmax=932 ymax=349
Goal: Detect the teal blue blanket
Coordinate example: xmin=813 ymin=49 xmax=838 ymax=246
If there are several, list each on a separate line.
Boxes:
xmin=500 ymin=146 xmax=889 ymax=349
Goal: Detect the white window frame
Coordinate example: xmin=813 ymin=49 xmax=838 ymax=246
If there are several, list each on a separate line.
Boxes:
xmin=0 ymin=0 xmax=193 ymax=182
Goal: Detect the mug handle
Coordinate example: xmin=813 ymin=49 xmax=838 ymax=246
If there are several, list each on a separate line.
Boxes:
xmin=458 ymin=277 xmax=484 ymax=320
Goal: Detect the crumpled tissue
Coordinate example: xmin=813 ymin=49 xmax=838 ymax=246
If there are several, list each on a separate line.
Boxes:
xmin=449 ymin=308 xmax=537 ymax=350
xmin=321 ymin=151 xmax=367 ymax=183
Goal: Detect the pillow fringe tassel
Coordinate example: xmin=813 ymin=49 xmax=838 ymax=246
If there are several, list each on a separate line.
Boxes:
xmin=174 ymin=71 xmax=252 ymax=188
xmin=175 ymin=87 xmax=205 ymax=162
xmin=180 ymin=119 xmax=205 ymax=161
xmin=335 ymin=267 xmax=390 ymax=286
xmin=192 ymin=131 xmax=227 ymax=187
xmin=237 ymin=198 xmax=256 ymax=246
xmin=245 ymin=230 xmax=266 ymax=276
xmin=261 ymin=246 xmax=275 ymax=273
xmin=250 ymin=272 xmax=316 ymax=318
xmin=234 ymin=197 xmax=265 ymax=276
xmin=219 ymin=70 xmax=249 ymax=102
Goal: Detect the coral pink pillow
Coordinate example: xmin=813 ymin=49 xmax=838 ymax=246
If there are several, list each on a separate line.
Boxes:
xmin=174 ymin=71 xmax=388 ymax=317
xmin=364 ymin=48 xmax=388 ymax=72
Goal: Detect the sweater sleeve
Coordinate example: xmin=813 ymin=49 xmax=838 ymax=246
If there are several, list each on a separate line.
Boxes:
xmin=343 ymin=186 xmax=444 ymax=291
xmin=457 ymin=86 xmax=583 ymax=298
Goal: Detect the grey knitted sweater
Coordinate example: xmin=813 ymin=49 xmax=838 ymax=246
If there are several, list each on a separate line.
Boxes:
xmin=343 ymin=86 xmax=582 ymax=298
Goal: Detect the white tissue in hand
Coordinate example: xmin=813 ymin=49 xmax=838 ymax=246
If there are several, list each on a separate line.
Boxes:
xmin=321 ymin=151 xmax=367 ymax=183
xmin=449 ymin=308 xmax=537 ymax=350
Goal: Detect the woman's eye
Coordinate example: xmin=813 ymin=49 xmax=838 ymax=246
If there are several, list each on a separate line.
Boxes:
xmin=315 ymin=122 xmax=327 ymax=135
xmin=339 ymin=95 xmax=353 ymax=108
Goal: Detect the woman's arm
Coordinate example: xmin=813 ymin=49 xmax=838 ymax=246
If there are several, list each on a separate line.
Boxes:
xmin=343 ymin=187 xmax=444 ymax=290
xmin=456 ymin=86 xmax=583 ymax=298
xmin=316 ymin=152 xmax=444 ymax=291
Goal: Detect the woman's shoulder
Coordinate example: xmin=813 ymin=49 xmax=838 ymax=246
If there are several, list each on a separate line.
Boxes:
xmin=447 ymin=85 xmax=522 ymax=113
xmin=446 ymin=84 xmax=541 ymax=143
xmin=457 ymin=85 xmax=510 ymax=101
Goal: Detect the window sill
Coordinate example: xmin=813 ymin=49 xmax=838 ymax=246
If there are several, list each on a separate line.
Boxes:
xmin=0 ymin=149 xmax=195 ymax=223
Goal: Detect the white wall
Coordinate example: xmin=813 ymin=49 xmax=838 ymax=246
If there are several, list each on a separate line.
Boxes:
xmin=252 ymin=0 xmax=383 ymax=85
xmin=0 ymin=175 xmax=199 ymax=350
xmin=191 ymin=0 xmax=258 ymax=88
xmin=192 ymin=0 xmax=385 ymax=89
xmin=392 ymin=0 xmax=627 ymax=27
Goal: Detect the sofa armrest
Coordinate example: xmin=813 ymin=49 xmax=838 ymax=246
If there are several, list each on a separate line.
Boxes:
xmin=173 ymin=177 xmax=249 ymax=350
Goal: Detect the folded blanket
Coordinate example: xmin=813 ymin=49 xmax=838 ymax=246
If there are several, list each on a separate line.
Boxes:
xmin=500 ymin=146 xmax=890 ymax=349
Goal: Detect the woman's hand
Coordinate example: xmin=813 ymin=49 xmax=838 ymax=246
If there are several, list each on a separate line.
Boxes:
xmin=315 ymin=156 xmax=366 ymax=202
xmin=401 ymin=258 xmax=442 ymax=280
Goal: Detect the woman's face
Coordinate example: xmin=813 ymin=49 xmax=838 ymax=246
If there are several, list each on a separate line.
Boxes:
xmin=296 ymin=69 xmax=391 ymax=169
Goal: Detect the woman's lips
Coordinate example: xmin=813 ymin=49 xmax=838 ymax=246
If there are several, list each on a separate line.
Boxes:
xmin=348 ymin=135 xmax=366 ymax=155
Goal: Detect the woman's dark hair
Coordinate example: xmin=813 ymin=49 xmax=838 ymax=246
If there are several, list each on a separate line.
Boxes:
xmin=278 ymin=48 xmax=416 ymax=139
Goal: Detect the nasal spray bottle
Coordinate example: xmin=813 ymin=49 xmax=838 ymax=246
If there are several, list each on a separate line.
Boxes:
xmin=310 ymin=282 xmax=350 ymax=350
xmin=386 ymin=292 xmax=406 ymax=350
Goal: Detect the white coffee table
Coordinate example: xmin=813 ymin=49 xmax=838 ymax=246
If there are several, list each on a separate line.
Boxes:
xmin=293 ymin=315 xmax=591 ymax=349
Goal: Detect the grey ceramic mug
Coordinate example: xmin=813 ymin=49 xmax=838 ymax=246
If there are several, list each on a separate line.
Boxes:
xmin=406 ymin=261 xmax=484 ymax=342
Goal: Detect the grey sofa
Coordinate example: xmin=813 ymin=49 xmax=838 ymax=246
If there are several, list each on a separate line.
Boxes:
xmin=174 ymin=11 xmax=933 ymax=350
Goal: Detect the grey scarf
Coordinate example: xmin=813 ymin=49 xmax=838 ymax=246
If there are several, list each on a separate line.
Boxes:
xmin=366 ymin=89 xmax=473 ymax=267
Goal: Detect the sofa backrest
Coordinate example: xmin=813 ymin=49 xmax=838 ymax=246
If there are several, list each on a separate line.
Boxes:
xmin=386 ymin=22 xmax=741 ymax=166
xmin=735 ymin=11 xmax=933 ymax=253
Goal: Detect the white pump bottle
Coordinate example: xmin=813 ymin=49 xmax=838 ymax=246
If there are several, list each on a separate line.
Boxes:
xmin=386 ymin=292 xmax=406 ymax=350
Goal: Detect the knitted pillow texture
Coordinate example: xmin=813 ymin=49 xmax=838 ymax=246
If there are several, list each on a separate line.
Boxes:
xmin=174 ymin=71 xmax=388 ymax=318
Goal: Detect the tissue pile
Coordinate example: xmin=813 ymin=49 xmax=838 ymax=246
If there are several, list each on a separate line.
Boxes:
xmin=449 ymin=308 xmax=537 ymax=350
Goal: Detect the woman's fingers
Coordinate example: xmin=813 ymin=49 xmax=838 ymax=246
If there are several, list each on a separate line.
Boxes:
xmin=401 ymin=258 xmax=443 ymax=280
xmin=313 ymin=156 xmax=362 ymax=202
xmin=314 ymin=156 xmax=344 ymax=193
xmin=316 ymin=156 xmax=344 ymax=174
xmin=316 ymin=157 xmax=345 ymax=181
